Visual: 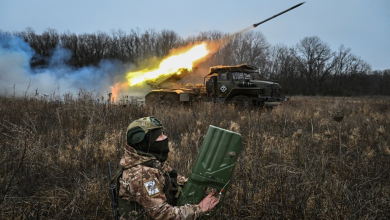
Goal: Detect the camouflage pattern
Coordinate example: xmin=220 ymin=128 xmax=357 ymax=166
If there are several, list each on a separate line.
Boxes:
xmin=118 ymin=146 xmax=202 ymax=220
xmin=126 ymin=116 xmax=163 ymax=135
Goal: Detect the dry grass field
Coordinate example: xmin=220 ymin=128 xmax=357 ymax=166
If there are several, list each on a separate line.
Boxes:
xmin=0 ymin=94 xmax=389 ymax=219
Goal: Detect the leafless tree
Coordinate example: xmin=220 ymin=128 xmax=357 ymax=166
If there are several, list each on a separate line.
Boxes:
xmin=155 ymin=29 xmax=181 ymax=57
xmin=294 ymin=36 xmax=334 ymax=95
xmin=330 ymin=45 xmax=370 ymax=95
xmin=267 ymin=44 xmax=300 ymax=94
xmin=230 ymin=31 xmax=269 ymax=68
xmin=60 ymin=31 xmax=79 ymax=66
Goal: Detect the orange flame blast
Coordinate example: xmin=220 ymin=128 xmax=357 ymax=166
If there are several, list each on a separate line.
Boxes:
xmin=110 ymin=82 xmax=128 ymax=102
xmin=126 ymin=42 xmax=210 ymax=86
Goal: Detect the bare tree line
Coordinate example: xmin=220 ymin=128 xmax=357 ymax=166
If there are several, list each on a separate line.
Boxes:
xmin=2 ymin=28 xmax=389 ymax=96
xmin=11 ymin=27 xmax=183 ymax=67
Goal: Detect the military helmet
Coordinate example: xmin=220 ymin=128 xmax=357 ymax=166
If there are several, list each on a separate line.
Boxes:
xmin=126 ymin=116 xmax=163 ymax=146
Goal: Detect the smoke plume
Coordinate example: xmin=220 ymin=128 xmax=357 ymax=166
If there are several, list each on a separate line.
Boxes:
xmin=0 ymin=33 xmax=142 ymax=100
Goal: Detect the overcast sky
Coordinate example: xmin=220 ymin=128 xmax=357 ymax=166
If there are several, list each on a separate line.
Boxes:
xmin=1 ymin=0 xmax=389 ymax=70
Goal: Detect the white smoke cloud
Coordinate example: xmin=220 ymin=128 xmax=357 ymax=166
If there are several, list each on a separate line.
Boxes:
xmin=0 ymin=34 xmax=33 ymax=95
xmin=0 ymin=33 xmax=146 ymax=100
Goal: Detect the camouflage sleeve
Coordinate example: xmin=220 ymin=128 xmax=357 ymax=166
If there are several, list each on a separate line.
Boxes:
xmin=120 ymin=165 xmax=202 ymax=220
xmin=163 ymin=163 xmax=188 ymax=185
xmin=162 ymin=162 xmax=174 ymax=173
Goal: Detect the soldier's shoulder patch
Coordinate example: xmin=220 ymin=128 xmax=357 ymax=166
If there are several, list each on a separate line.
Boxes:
xmin=143 ymin=179 xmax=160 ymax=197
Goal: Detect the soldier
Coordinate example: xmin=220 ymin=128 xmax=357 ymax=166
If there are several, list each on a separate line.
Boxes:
xmin=116 ymin=116 xmax=219 ymax=219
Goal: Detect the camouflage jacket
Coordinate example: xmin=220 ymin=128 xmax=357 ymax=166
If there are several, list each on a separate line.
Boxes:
xmin=118 ymin=147 xmax=202 ymax=220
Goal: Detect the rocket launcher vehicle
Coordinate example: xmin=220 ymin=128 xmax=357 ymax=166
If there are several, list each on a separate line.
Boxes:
xmin=177 ymin=125 xmax=242 ymax=218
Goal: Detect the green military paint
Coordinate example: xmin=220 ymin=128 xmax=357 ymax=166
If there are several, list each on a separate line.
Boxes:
xmin=177 ymin=125 xmax=242 ymax=217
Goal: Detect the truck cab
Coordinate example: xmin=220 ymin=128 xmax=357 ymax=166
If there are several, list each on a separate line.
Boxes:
xmin=204 ymin=64 xmax=287 ymax=107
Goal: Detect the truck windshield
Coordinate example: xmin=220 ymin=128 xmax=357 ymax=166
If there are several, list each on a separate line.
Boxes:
xmin=232 ymin=72 xmax=252 ymax=80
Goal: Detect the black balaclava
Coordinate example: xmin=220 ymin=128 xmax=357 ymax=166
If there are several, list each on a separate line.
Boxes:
xmin=132 ymin=128 xmax=170 ymax=162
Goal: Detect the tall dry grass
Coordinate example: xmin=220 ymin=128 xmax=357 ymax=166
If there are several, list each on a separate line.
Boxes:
xmin=0 ymin=94 xmax=389 ymax=219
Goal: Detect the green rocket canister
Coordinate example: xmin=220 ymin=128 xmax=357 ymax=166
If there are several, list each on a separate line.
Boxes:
xmin=177 ymin=125 xmax=242 ymax=217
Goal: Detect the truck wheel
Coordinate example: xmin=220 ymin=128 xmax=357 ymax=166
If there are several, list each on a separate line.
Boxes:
xmin=231 ymin=95 xmax=250 ymax=108
xmin=145 ymin=94 xmax=161 ymax=106
xmin=163 ymin=94 xmax=179 ymax=107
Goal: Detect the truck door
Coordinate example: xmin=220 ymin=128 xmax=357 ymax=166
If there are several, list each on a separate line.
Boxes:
xmin=205 ymin=75 xmax=218 ymax=97
xmin=217 ymin=72 xmax=231 ymax=97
